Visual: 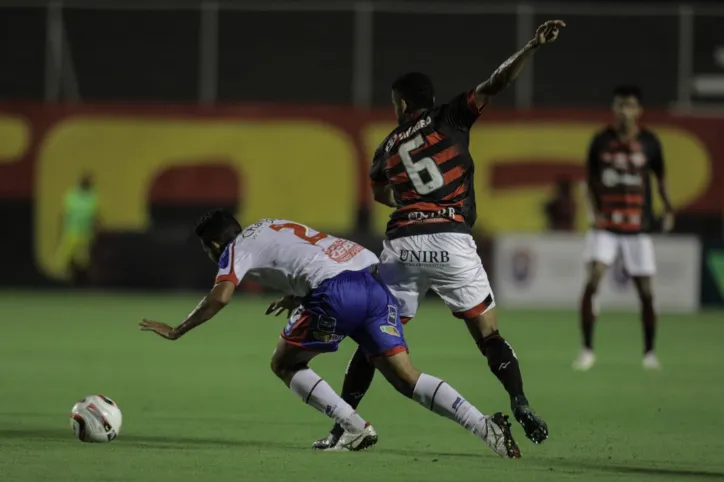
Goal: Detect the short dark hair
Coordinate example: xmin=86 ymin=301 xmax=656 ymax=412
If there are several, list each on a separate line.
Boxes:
xmin=392 ymin=72 xmax=435 ymax=111
xmin=613 ymin=85 xmax=643 ymax=102
xmin=194 ymin=209 xmax=242 ymax=248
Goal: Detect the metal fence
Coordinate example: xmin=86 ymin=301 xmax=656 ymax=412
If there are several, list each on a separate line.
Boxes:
xmin=1 ymin=1 xmax=724 ymax=108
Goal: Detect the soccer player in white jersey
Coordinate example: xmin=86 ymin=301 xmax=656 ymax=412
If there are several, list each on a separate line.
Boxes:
xmin=139 ymin=210 xmax=521 ymax=457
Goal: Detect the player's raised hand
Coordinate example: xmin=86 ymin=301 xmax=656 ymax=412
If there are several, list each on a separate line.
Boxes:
xmin=265 ymin=295 xmax=301 ymax=318
xmin=662 ymin=211 xmax=675 ymax=233
xmin=139 ymin=319 xmax=179 ymax=340
xmin=533 ymin=20 xmax=566 ymax=46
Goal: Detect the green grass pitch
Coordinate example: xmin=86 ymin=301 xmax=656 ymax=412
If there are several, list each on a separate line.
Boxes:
xmin=1 ymin=291 xmax=723 ymax=481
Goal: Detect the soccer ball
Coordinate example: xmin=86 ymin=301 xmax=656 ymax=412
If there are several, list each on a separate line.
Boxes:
xmin=70 ymin=395 xmax=122 ymax=443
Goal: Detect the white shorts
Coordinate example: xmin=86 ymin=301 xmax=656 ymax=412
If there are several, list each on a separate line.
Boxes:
xmin=583 ymin=229 xmax=656 ymax=276
xmin=378 ymin=232 xmax=495 ymax=320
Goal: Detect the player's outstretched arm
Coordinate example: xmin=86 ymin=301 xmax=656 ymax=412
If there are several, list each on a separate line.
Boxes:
xmin=139 ymin=281 xmax=236 ymax=340
xmin=474 ymin=20 xmax=565 ymax=108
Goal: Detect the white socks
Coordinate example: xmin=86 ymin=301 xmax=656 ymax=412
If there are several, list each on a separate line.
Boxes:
xmin=290 ymin=370 xmax=487 ymax=437
xmin=289 ymin=369 xmax=367 ymax=432
xmin=413 ymin=373 xmax=487 ymax=434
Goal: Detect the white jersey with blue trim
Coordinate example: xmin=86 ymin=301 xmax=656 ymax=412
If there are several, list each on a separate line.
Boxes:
xmin=214 ymin=218 xmax=378 ymax=297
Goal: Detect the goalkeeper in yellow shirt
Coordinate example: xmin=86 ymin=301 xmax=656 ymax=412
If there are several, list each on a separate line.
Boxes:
xmin=56 ymin=173 xmax=99 ymax=285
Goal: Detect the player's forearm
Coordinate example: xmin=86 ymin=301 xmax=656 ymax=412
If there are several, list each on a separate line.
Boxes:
xmin=172 ymin=296 xmax=226 ymax=338
xmin=476 ymin=41 xmax=540 ymax=97
xmin=657 ymin=180 xmax=673 ymax=212
xmin=377 ymin=193 xmax=396 ymax=208
xmin=373 ymin=185 xmax=396 ymax=208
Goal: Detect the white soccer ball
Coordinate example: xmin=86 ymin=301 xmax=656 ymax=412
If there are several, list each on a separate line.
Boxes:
xmin=70 ymin=395 xmax=123 ymax=443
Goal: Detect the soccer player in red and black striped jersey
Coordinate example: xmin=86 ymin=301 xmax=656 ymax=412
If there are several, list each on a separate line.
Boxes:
xmin=574 ymin=86 xmax=674 ymax=372
xmin=313 ymin=20 xmax=566 ymax=450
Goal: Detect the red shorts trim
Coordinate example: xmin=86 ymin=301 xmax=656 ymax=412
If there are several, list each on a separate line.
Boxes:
xmin=366 ymin=345 xmax=409 ymax=361
xmin=215 ymin=273 xmax=239 ymax=285
xmin=453 ymin=300 xmax=489 ymax=320
xmin=280 ymin=312 xmax=312 ymax=344
xmin=279 ymin=338 xmax=321 ymax=351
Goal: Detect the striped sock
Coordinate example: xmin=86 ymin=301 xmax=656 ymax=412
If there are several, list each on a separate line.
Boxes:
xmin=289 ymin=368 xmax=366 ymax=432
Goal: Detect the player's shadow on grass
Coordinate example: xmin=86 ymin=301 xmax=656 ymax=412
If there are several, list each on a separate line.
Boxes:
xmin=4 ymin=429 xmax=723 ymax=479
xmin=529 ymin=457 xmax=724 ymax=480
xmin=575 ymin=461 xmax=724 ymax=480
xmin=367 ymin=447 xmax=724 ymax=480
xmin=0 ymin=428 xmax=300 ymax=451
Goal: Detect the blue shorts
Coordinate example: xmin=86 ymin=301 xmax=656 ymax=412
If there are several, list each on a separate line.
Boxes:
xmin=280 ymin=269 xmax=409 ymax=359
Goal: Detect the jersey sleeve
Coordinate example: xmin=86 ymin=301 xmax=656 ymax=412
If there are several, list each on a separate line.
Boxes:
xmin=215 ymin=241 xmax=252 ymax=286
xmin=648 ymin=134 xmax=665 ymax=179
xmin=442 ymin=91 xmax=486 ymax=130
xmin=369 ymin=144 xmax=388 ymax=187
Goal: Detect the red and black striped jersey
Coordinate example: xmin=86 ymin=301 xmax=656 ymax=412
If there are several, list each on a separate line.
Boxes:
xmin=370 ymin=91 xmax=484 ymax=240
xmin=587 ymin=127 xmax=665 ymax=234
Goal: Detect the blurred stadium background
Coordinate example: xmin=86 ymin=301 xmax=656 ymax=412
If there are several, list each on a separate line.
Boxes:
xmin=1 ymin=1 xmax=723 ymax=481
xmin=2 ymin=0 xmax=724 ymax=302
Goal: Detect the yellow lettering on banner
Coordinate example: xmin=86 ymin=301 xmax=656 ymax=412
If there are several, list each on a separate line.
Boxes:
xmin=0 ymin=115 xmax=30 ymax=160
xmin=469 ymin=124 xmax=594 ymax=233
xmin=364 ymin=122 xmax=710 ymax=234
xmin=37 ymin=119 xmax=356 ymax=278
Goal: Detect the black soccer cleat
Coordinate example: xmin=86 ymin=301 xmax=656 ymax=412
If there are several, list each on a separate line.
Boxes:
xmin=512 ymin=403 xmax=549 ymax=444
xmin=312 ymin=433 xmax=340 ymax=450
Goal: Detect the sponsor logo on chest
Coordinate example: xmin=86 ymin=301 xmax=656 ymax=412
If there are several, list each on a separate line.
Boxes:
xmin=600 ymin=144 xmax=648 ymax=187
xmin=600 ymin=141 xmax=648 ymax=170
xmin=602 ymin=169 xmax=642 ymax=188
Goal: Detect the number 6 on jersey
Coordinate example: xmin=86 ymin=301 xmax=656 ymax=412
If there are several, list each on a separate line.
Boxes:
xmin=399 ymin=134 xmax=445 ymax=195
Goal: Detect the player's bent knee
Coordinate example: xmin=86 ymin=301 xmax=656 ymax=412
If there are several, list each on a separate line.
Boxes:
xmin=269 ymin=356 xmax=287 ymax=379
xmin=586 ymin=275 xmax=602 ymax=292
xmin=270 ymin=343 xmax=313 ymax=384
xmin=270 ymin=356 xmax=309 ymax=385
xmin=638 ymin=289 xmax=653 ymax=302
xmin=633 ymin=276 xmax=653 ymax=300
xmin=587 ymin=262 xmax=607 ymax=290
xmin=464 ymin=307 xmax=498 ymax=341
xmin=479 ymin=308 xmax=498 ymax=332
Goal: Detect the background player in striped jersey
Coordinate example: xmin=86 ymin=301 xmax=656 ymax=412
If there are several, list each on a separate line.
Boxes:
xmin=313 ymin=19 xmax=566 ymax=450
xmin=574 ymin=86 xmax=674 ymax=372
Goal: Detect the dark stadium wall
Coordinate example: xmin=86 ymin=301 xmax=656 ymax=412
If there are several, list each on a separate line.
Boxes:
xmin=0 ymin=102 xmax=722 ymax=290
xmin=5 ymin=4 xmax=723 ymax=109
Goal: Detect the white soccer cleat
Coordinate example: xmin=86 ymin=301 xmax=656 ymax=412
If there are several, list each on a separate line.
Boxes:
xmin=643 ymin=352 xmax=661 ymax=370
xmin=478 ymin=413 xmax=520 ymax=458
xmin=329 ymin=423 xmax=378 ymax=452
xmin=573 ymin=349 xmax=596 ymax=371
